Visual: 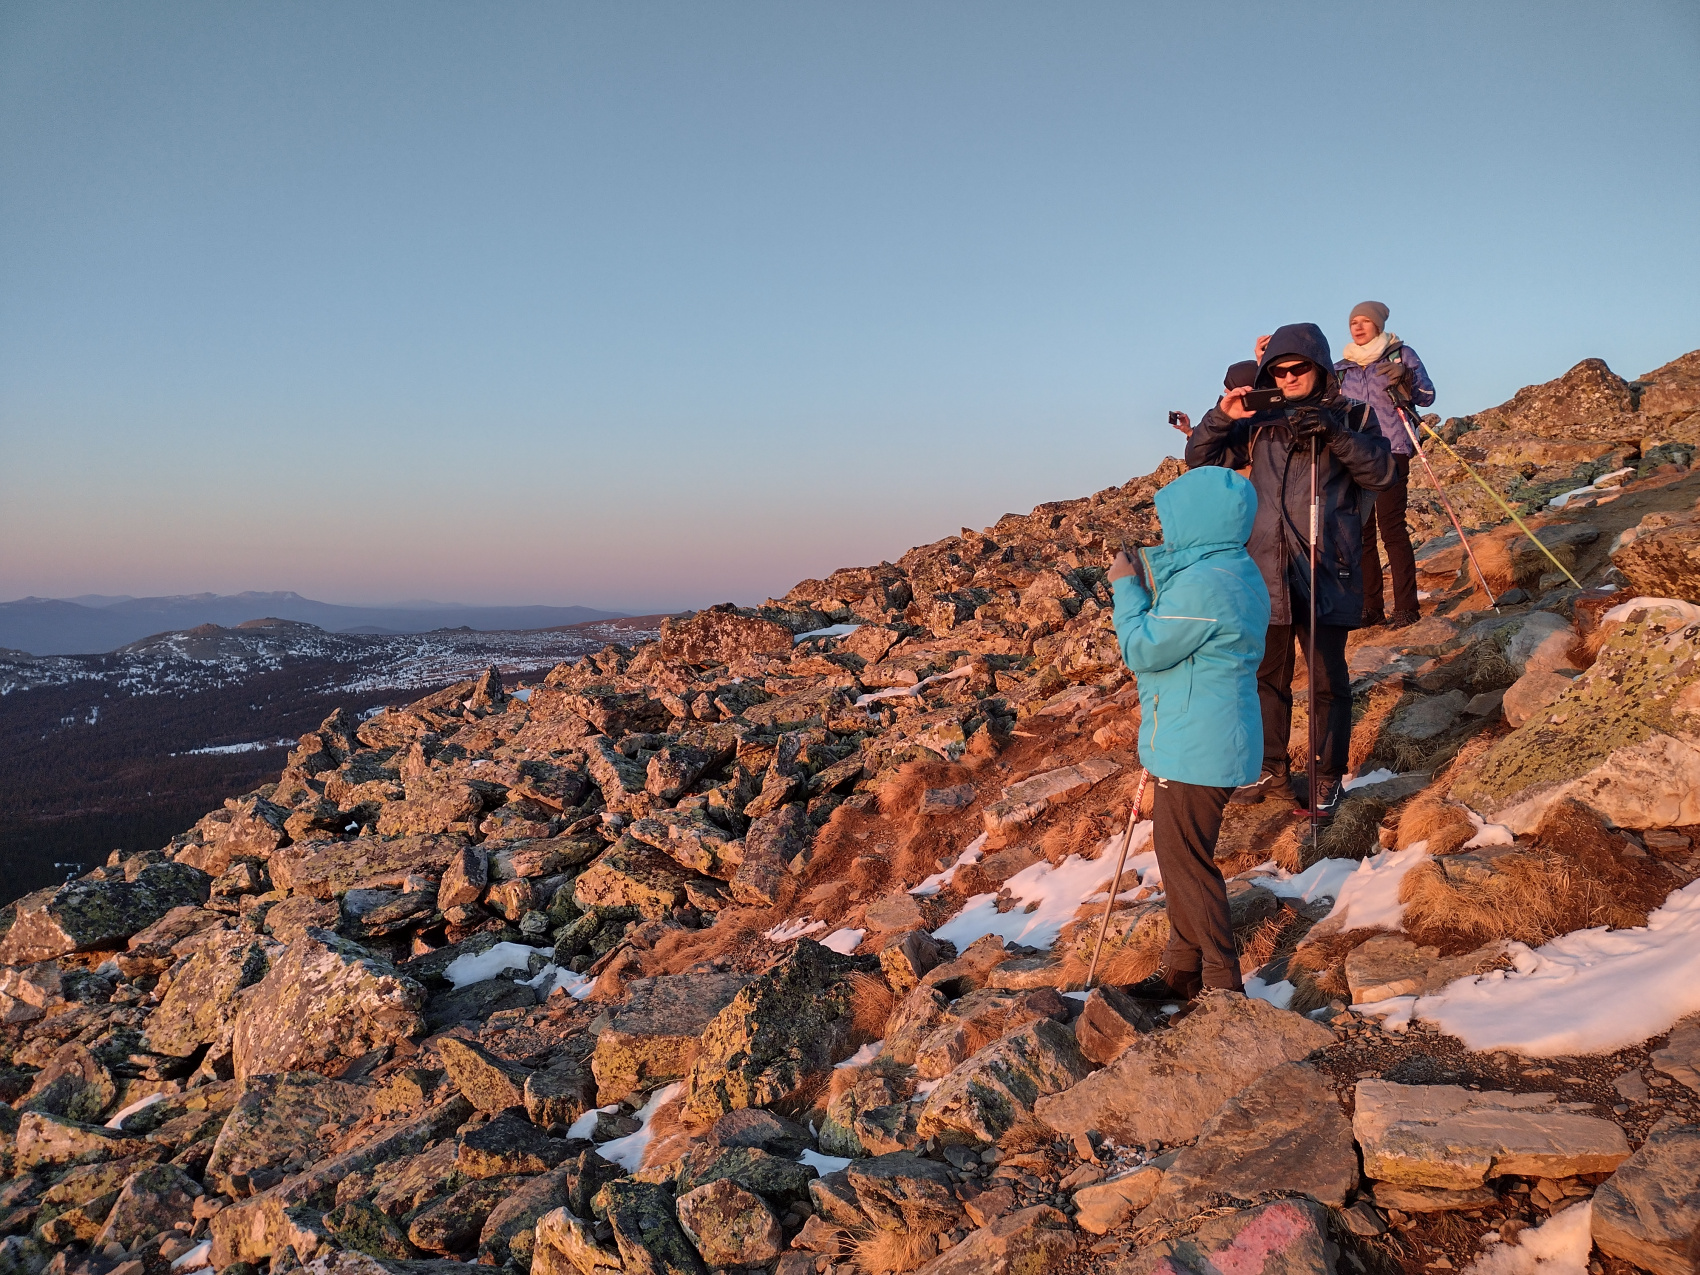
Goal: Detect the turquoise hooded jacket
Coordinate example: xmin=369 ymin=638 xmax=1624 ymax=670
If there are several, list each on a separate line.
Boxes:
xmin=1111 ymin=466 xmax=1271 ymax=788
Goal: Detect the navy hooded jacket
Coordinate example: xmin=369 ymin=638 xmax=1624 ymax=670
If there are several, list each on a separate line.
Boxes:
xmin=1184 ymin=323 xmax=1396 ymax=627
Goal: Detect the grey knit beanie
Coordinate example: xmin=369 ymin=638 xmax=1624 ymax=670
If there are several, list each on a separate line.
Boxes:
xmin=1349 ymin=300 xmax=1390 ymax=329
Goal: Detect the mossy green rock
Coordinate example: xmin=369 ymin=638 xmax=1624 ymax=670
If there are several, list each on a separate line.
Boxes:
xmin=1453 ymin=611 xmax=1700 ymax=831
xmin=573 ymin=837 xmax=703 ymax=919
xmin=590 ymin=1179 xmax=706 ymax=1275
xmin=0 ymin=864 xmax=211 ymax=966
xmin=681 ymin=939 xmax=858 ymax=1123
xmin=672 ymin=1143 xmax=816 ymax=1211
xmin=324 ymin=1199 xmax=416 ymax=1261
xmin=916 ymin=1018 xmax=1090 ymax=1147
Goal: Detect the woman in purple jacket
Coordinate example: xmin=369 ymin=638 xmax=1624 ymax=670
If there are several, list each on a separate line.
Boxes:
xmin=1334 ymin=301 xmax=1435 ymax=628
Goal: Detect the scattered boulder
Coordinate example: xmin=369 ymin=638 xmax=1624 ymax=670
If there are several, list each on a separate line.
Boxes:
xmin=983 ymin=758 xmax=1120 ymax=837
xmin=1116 ymin=1198 xmax=1334 ymax=1275
xmin=591 ymin=972 xmax=753 ymax=1105
xmin=95 ymin=1163 xmax=202 ymax=1247
xmin=1072 ymin=1166 xmax=1162 ymax=1234
xmin=574 ymin=837 xmax=704 ymax=919
xmin=1035 ymin=992 xmax=1333 ymax=1145
xmin=145 ymin=928 xmax=281 ymax=1059
xmin=1072 ymin=984 xmax=1159 ymax=1065
xmin=1652 ymin=1014 xmax=1700 ymax=1094
xmin=1354 ymin=1079 xmax=1630 ymax=1188
xmin=675 ymin=1179 xmax=784 ymax=1267
xmin=0 ymin=864 xmax=211 ymax=965
xmin=592 ymin=1178 xmax=707 ymax=1275
xmin=913 ymin=1204 xmax=1076 ymax=1275
xmin=917 ymin=1018 xmax=1090 ymax=1146
xmin=1591 ymin=1123 xmax=1700 ymax=1275
xmin=458 ymin=1113 xmax=573 ymax=1178
xmin=1136 ymin=1063 xmax=1355 ymax=1223
xmin=659 ymin=607 xmax=794 ymax=666
xmin=437 ymin=1036 xmax=530 ymax=1113
xmin=230 ymin=928 xmax=426 ymax=1081
xmin=205 ymin=1072 xmax=369 ymax=1196
xmin=268 ymin=835 xmax=466 ymax=899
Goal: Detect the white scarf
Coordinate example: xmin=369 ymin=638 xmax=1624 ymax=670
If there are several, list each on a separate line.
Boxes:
xmin=1341 ymin=330 xmax=1398 ymax=367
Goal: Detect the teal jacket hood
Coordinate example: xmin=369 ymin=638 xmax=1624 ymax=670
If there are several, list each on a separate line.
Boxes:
xmin=1112 ymin=467 xmax=1270 ymax=788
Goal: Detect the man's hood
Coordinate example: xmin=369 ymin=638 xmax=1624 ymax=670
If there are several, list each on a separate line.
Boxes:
xmin=1256 ymin=323 xmax=1338 ymax=400
xmin=1152 ymin=466 xmax=1257 ymax=555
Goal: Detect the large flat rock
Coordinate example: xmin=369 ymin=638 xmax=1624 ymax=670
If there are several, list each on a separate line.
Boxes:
xmin=1035 ymin=992 xmax=1333 ymax=1146
xmin=590 ymin=972 xmax=752 ymax=1105
xmin=1112 ymin=1198 xmax=1334 ymax=1275
xmin=1591 ymin=1124 xmax=1700 ymax=1275
xmin=269 ymin=834 xmax=468 ymax=899
xmin=0 ymin=864 xmax=211 ymax=965
xmin=1136 ymin=1062 xmax=1355 ymax=1224
xmin=1353 ymin=1079 xmax=1630 ymax=1189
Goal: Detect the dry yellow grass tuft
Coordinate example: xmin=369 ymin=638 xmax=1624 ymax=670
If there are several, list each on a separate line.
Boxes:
xmin=649 ymin=907 xmax=773 ymax=977
xmin=851 ymin=1227 xmax=940 ymax=1273
xmin=1396 ymin=790 xmax=1476 ymax=855
xmin=844 ymin=971 xmax=896 ymax=1055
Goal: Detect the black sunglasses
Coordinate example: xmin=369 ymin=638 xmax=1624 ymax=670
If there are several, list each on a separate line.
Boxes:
xmin=1267 ymin=362 xmax=1313 ymax=380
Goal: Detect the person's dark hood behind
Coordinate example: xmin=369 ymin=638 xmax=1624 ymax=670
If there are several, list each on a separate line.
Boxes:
xmin=1255 ymin=323 xmax=1339 ymax=401
xmin=1224 ymin=360 xmax=1258 ymax=391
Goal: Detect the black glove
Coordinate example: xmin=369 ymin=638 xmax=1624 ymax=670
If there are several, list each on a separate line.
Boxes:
xmin=1372 ymin=361 xmax=1410 ymax=398
xmin=1287 ymin=405 xmax=1333 ymax=440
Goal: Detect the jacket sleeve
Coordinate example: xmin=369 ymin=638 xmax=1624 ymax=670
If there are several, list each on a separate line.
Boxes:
xmin=1329 ymin=407 xmax=1398 ymax=492
xmin=1185 ymin=405 xmax=1250 ymax=470
xmin=1402 ymin=347 xmax=1436 ymax=409
xmin=1112 ymin=575 xmax=1218 ymax=675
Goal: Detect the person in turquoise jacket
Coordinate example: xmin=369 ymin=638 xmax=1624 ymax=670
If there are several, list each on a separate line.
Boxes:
xmin=1107 ymin=464 xmax=1271 ymax=1000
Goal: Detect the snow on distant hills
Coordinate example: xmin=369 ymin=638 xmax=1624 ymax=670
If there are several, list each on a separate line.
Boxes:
xmin=0 ymin=590 xmax=631 ymax=656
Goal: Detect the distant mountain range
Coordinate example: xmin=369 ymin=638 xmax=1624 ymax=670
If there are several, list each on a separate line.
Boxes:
xmin=0 ymin=591 xmax=628 ymax=656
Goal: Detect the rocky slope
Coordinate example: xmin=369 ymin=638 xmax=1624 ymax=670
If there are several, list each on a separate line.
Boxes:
xmin=4 ymin=349 xmax=1700 ymax=1275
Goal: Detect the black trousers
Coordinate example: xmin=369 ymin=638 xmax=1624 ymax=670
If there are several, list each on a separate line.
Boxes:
xmin=1362 ymin=456 xmax=1417 ymax=617
xmin=1152 ymin=777 xmax=1240 ymax=990
xmin=1257 ymin=613 xmax=1352 ymax=779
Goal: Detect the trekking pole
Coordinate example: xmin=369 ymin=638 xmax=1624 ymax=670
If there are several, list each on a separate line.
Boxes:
xmin=1381 ymin=351 xmax=1500 ymax=608
xmin=1305 ymin=430 xmax=1322 ymax=851
xmin=1415 ymin=422 xmax=1584 ymax=590
xmin=1085 ymin=768 xmax=1149 ymax=990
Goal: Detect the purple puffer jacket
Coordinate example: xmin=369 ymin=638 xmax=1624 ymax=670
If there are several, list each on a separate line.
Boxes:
xmin=1334 ymin=342 xmax=1435 ymax=456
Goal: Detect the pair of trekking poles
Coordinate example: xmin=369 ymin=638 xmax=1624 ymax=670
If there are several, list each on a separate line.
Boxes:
xmin=1083 ymin=369 xmax=1582 ymax=988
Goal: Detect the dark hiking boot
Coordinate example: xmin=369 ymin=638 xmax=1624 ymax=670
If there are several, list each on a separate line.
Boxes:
xmin=1125 ymin=965 xmax=1203 ymax=1003
xmin=1361 ymin=610 xmax=1387 ymax=628
xmin=1230 ymin=767 xmax=1289 ymax=805
xmin=1388 ymin=609 xmax=1421 ymax=629
xmin=1296 ymin=774 xmax=1345 ymax=820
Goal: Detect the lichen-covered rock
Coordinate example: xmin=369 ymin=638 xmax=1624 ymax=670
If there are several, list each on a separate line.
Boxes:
xmin=676 ymin=1179 xmax=783 ymax=1267
xmin=268 ymin=835 xmax=468 ymax=899
xmin=407 ymin=1176 xmax=519 ymax=1254
xmin=1452 ymin=609 xmax=1700 ymax=831
xmin=14 ymin=1111 xmax=150 ymax=1168
xmin=591 ymin=973 xmax=752 ymax=1105
xmin=17 ymin=1042 xmax=116 ymax=1123
xmin=477 ymin=1163 xmax=578 ymax=1266
xmin=1035 ymin=992 xmax=1333 ymax=1146
xmin=591 ymin=1178 xmax=707 ymax=1275
xmin=682 ymin=939 xmax=858 ymax=1122
xmin=573 ymin=837 xmax=703 ymax=919
xmin=673 ymin=1143 xmax=817 ymax=1212
xmin=1072 ymin=984 xmax=1158 ymax=1065
xmin=205 ymin=1072 xmax=370 ymax=1196
xmin=728 ymin=804 xmax=814 ymax=907
xmin=95 ymin=1163 xmax=202 ymax=1247
xmin=0 ymin=864 xmax=211 ymax=965
xmin=844 ymin=1152 xmax=963 ymax=1234
xmin=627 ymin=809 xmax=740 ymax=879
xmin=230 ymin=928 xmax=426 ymax=1082
xmin=437 ymin=1036 xmax=529 ymax=1113
xmin=524 ymin=1060 xmax=597 ymax=1129
xmin=705 ymin=1107 xmax=812 ymax=1157
xmin=659 ymin=608 xmax=794 ymax=666
xmin=457 ymin=1113 xmax=572 ymax=1178
xmin=533 ymin=1206 xmax=622 ymax=1275
xmin=145 ymin=928 xmax=281 ymax=1058
xmin=878 ymin=929 xmax=945 ymax=995
xmin=916 ymin=1018 xmax=1090 ymax=1146
xmin=323 ymin=1199 xmax=415 ymax=1261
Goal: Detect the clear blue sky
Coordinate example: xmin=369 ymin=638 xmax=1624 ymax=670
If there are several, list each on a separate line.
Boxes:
xmin=2 ymin=2 xmax=1696 ymax=613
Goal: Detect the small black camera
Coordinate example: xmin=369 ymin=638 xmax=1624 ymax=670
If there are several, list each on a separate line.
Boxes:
xmin=1167 ymin=411 xmax=1182 ymax=425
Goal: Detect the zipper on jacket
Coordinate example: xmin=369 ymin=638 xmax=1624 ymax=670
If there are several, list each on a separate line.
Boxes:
xmin=1140 ymin=547 xmax=1159 ymax=606
xmin=1150 ymin=692 xmax=1158 ymax=750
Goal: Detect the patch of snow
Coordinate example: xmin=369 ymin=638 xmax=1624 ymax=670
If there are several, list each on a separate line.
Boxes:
xmin=911 ymin=1077 xmax=943 ymax=1099
xmin=1063 ymin=990 xmax=1089 ymax=1002
xmin=1260 ymin=857 xmax=1362 ymax=906
xmin=766 ymin=917 xmax=828 ymax=942
xmin=1416 ymin=878 xmax=1700 ymax=1056
xmin=443 ymin=941 xmax=551 ymax=989
xmin=910 ymin=833 xmax=988 ymax=896
xmin=1343 ymin=768 xmax=1398 ymax=791
xmin=855 ymin=665 xmax=974 ymax=707
xmin=170 ymin=1241 xmax=212 ymax=1271
xmin=105 ymin=1091 xmax=167 ymax=1130
xmin=1463 ymin=1201 xmax=1592 ymax=1275
xmin=795 ymin=623 xmax=861 ymax=641
xmin=1462 ymin=809 xmax=1516 ymax=849
xmin=1601 ymin=596 xmax=1700 ymax=627
xmin=598 ymin=1082 xmax=682 ymax=1171
xmin=822 ymin=928 xmax=865 ymax=955
xmin=1355 ymin=995 xmax=1418 ymax=1032
xmin=511 ymin=687 xmax=533 ymax=701
xmin=1244 ymin=977 xmax=1295 ymax=1010
xmin=526 ymin=962 xmax=593 ymax=1001
xmin=1549 ymin=469 xmax=1634 ymax=509
xmin=567 ymin=1103 xmax=619 ymax=1140
xmin=181 ymin=738 xmax=293 ymax=756
xmin=800 ymin=1148 xmax=852 ymax=1175
xmin=932 ymin=851 xmax=1130 ymax=952
xmin=836 ymin=1040 xmax=883 ymax=1069
xmin=1319 ymin=847 xmax=1431 ymax=933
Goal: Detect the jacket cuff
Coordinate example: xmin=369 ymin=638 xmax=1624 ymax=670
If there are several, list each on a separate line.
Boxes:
xmin=1111 ymin=574 xmax=1151 ymax=610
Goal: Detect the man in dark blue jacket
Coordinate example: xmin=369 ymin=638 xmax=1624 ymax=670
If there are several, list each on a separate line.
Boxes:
xmin=1185 ymin=324 xmax=1395 ymax=813
xmin=1335 ymin=301 xmax=1437 ymax=628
